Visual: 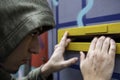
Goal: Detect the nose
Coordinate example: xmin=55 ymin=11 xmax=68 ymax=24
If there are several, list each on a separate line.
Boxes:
xmin=29 ymin=36 xmax=40 ymax=54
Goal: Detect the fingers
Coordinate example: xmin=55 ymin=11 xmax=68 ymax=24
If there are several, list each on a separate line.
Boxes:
xmin=109 ymin=39 xmax=116 ymax=57
xmin=54 ymin=44 xmax=58 ymax=50
xmin=88 ymin=36 xmax=116 ymax=57
xmin=80 ymin=51 xmax=85 ymax=62
xmin=65 ymin=38 xmax=71 ymax=47
xmin=56 ymin=31 xmax=71 ymax=49
xmin=62 ymin=57 xmax=78 ymax=67
xmin=95 ymin=36 xmax=105 ymax=51
xmin=59 ymin=31 xmax=68 ymax=47
xmin=54 ymin=39 xmax=70 ymax=50
xmin=54 ymin=38 xmax=71 ymax=50
xmin=87 ymin=37 xmax=98 ymax=57
xmin=101 ymin=37 xmax=111 ymax=53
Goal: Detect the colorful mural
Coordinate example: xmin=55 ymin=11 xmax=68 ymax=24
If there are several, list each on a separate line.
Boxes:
xmin=31 ymin=32 xmax=48 ymax=68
xmin=77 ymin=0 xmax=94 ymax=26
xmin=52 ymin=0 xmax=120 ymax=80
xmin=52 ymin=0 xmax=58 ymax=6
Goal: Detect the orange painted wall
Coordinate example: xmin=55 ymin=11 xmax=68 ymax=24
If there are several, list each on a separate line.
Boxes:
xmin=31 ymin=32 xmax=48 ymax=67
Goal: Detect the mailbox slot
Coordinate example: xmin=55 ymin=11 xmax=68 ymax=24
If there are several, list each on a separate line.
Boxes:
xmin=58 ymin=22 xmax=120 ymax=54
xmin=68 ymin=34 xmax=120 ymax=43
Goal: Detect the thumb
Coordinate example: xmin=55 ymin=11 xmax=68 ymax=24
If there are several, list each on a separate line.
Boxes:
xmin=62 ymin=57 xmax=78 ymax=68
xmin=80 ymin=51 xmax=85 ymax=62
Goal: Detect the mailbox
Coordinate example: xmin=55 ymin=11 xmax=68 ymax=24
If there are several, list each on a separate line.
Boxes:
xmin=58 ymin=22 xmax=120 ymax=54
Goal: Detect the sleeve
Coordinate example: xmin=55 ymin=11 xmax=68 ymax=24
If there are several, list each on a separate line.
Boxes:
xmin=10 ymin=66 xmax=44 ymax=80
xmin=25 ymin=66 xmax=44 ymax=80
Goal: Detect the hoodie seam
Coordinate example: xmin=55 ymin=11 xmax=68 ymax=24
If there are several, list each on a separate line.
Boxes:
xmin=0 ymin=11 xmax=52 ymax=47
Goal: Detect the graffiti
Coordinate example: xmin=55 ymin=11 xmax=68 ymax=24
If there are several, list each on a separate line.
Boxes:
xmin=39 ymin=37 xmax=44 ymax=49
xmin=77 ymin=0 xmax=94 ymax=26
xmin=52 ymin=0 xmax=59 ymax=6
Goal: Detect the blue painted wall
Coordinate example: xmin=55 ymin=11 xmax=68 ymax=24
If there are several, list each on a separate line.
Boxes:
xmin=49 ymin=0 xmax=120 ymax=80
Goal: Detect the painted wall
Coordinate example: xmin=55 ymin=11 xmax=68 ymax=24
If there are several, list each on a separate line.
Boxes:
xmin=31 ymin=32 xmax=48 ymax=67
xmin=49 ymin=0 xmax=120 ymax=80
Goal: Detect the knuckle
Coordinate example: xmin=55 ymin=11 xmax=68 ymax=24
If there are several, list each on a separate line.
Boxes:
xmin=104 ymin=41 xmax=108 ymax=45
xmin=111 ymin=47 xmax=116 ymax=52
xmin=54 ymin=45 xmax=57 ymax=48
xmin=57 ymin=46 xmax=64 ymax=50
xmin=98 ymin=36 xmax=105 ymax=42
xmin=94 ymin=50 xmax=98 ymax=54
xmin=61 ymin=64 xmax=67 ymax=68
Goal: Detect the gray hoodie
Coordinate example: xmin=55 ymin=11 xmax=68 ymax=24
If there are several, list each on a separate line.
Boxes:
xmin=0 ymin=0 xmax=55 ymax=62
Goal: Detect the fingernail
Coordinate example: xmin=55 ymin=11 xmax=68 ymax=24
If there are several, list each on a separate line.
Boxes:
xmin=111 ymin=39 xmax=115 ymax=43
xmin=74 ymin=57 xmax=78 ymax=60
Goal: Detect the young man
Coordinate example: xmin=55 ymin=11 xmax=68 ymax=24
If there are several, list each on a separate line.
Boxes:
xmin=0 ymin=0 xmax=116 ymax=80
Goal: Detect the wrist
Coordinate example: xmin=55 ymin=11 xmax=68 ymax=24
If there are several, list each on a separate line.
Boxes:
xmin=40 ymin=62 xmax=52 ymax=77
xmin=84 ymin=76 xmax=108 ymax=80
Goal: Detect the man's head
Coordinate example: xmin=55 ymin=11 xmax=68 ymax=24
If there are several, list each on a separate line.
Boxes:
xmin=0 ymin=0 xmax=55 ymax=73
xmin=2 ymin=32 xmax=40 ymax=73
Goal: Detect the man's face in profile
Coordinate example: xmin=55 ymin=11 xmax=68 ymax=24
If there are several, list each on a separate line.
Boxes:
xmin=1 ymin=34 xmax=40 ymax=73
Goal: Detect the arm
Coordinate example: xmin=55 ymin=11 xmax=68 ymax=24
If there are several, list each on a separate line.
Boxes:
xmin=40 ymin=31 xmax=78 ymax=78
xmin=21 ymin=31 xmax=77 ymax=80
xmin=80 ymin=36 xmax=116 ymax=80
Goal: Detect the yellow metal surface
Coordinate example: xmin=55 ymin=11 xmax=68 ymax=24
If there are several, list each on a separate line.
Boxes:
xmin=67 ymin=43 xmax=120 ymax=54
xmin=108 ymin=22 xmax=120 ymax=34
xmin=58 ymin=22 xmax=120 ymax=54
xmin=67 ymin=42 xmax=90 ymax=51
xmin=58 ymin=24 xmax=107 ymax=42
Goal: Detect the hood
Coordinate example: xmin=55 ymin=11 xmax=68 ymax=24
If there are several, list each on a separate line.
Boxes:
xmin=0 ymin=0 xmax=55 ymax=62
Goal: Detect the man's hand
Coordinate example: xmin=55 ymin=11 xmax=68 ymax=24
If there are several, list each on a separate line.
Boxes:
xmin=80 ymin=36 xmax=116 ymax=80
xmin=41 ymin=31 xmax=78 ymax=77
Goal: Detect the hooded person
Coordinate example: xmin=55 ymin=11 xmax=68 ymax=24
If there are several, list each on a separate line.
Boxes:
xmin=0 ymin=0 xmax=55 ymax=80
xmin=0 ymin=0 xmax=55 ymax=62
xmin=0 ymin=0 xmax=116 ymax=80
xmin=0 ymin=0 xmax=80 ymax=80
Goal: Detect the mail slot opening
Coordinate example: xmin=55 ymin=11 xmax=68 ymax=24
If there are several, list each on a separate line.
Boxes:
xmin=68 ymin=34 xmax=120 ymax=42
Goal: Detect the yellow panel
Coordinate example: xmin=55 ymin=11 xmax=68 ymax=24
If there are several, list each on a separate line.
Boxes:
xmin=67 ymin=42 xmax=90 ymax=51
xmin=108 ymin=22 xmax=120 ymax=34
xmin=67 ymin=43 xmax=120 ymax=54
xmin=85 ymin=24 xmax=107 ymax=34
xmin=117 ymin=43 xmax=120 ymax=54
xmin=58 ymin=24 xmax=107 ymax=42
xmin=58 ymin=22 xmax=120 ymax=54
